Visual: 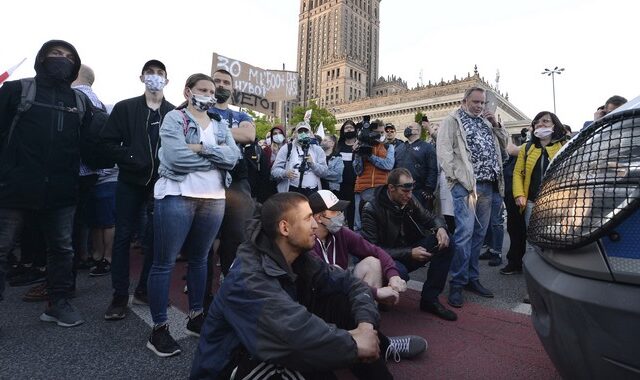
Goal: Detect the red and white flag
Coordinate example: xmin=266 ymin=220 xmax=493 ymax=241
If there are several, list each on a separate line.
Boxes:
xmin=0 ymin=58 xmax=27 ymax=85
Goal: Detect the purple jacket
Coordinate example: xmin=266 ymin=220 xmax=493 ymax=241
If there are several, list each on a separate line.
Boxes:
xmin=311 ymin=227 xmax=400 ymax=281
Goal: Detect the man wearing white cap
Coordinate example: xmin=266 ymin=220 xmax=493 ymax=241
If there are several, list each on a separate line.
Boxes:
xmin=309 ymin=190 xmax=407 ymax=307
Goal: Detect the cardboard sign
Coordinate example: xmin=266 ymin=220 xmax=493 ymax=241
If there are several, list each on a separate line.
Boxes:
xmin=211 ymin=53 xmax=300 ymax=115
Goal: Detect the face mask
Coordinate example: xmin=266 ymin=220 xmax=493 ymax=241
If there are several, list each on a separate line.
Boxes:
xmin=343 ymin=131 xmax=357 ymax=139
xmin=144 ymin=74 xmax=166 ymax=92
xmin=272 ymin=134 xmax=285 ymax=144
xmin=534 ymin=127 xmax=553 ymax=139
xmin=322 ymin=213 xmax=345 ymax=234
xmin=265 ymin=137 xmax=272 ymax=145
xmin=189 ymin=90 xmax=215 ymax=112
xmin=378 ymin=134 xmax=386 ymax=143
xmin=403 ymin=128 xmax=414 ymax=138
xmin=43 ymin=57 xmax=75 ymax=81
xmin=215 ymin=87 xmax=231 ymax=104
xmin=297 ymin=132 xmax=311 ymax=145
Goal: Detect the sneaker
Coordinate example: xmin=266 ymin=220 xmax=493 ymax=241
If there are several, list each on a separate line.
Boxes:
xmin=478 ymin=245 xmax=491 ymax=260
xmin=40 ymin=299 xmax=84 ymax=327
xmin=464 ymin=280 xmax=494 ymax=298
xmin=104 ymin=295 xmax=128 ymax=320
xmin=447 ymin=286 xmax=463 ymax=308
xmin=186 ymin=312 xmax=205 ymax=337
xmin=132 ymin=290 xmax=148 ymax=305
xmin=488 ymin=254 xmax=502 ymax=267
xmin=9 ymin=267 xmax=46 ymax=287
xmin=147 ymin=324 xmax=182 ymax=357
xmin=500 ymin=264 xmax=523 ymax=275
xmin=420 ymin=300 xmax=458 ymax=321
xmin=77 ymin=258 xmax=97 ymax=270
xmin=22 ymin=282 xmax=48 ymax=302
xmin=385 ymin=335 xmax=427 ymax=362
xmin=89 ymin=259 xmax=111 ymax=277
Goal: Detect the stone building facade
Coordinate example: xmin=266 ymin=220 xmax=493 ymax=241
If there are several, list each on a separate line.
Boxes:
xmin=333 ymin=72 xmax=531 ymax=138
xmin=297 ymin=0 xmax=381 ymax=107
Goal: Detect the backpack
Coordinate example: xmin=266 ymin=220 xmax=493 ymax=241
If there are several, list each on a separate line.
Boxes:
xmin=5 ymin=78 xmax=86 ymax=149
xmin=5 ymin=78 xmax=114 ymax=169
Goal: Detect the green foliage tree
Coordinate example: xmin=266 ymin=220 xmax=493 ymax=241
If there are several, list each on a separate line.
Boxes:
xmin=290 ymin=100 xmax=337 ymax=136
xmin=244 ymin=109 xmax=280 ymax=140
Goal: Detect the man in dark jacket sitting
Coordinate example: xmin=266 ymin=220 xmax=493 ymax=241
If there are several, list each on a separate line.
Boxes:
xmin=361 ymin=168 xmax=457 ymax=321
xmin=191 ymin=192 xmax=425 ymax=379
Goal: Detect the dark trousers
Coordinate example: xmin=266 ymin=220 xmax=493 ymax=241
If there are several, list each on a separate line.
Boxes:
xmin=338 ymin=183 xmax=356 ymax=229
xmin=0 ymin=206 xmax=75 ymax=302
xmin=72 ymin=174 xmax=98 ymax=285
xmin=288 ymin=185 xmax=319 ymax=197
xmin=217 ymin=179 xmax=254 ymax=275
xmin=394 ymin=234 xmax=453 ymax=303
xmin=505 ymin=192 xmax=527 ymax=268
xmin=110 ymin=180 xmax=154 ymax=298
xmin=21 ymin=213 xmax=47 ymax=267
xmin=233 ymin=293 xmax=393 ymax=380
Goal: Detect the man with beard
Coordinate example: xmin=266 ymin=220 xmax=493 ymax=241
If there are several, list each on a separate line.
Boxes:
xmin=191 ymin=193 xmax=425 ymax=379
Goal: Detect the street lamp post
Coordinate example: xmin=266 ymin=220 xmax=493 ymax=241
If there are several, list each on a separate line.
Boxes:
xmin=541 ymin=67 xmax=565 ymax=114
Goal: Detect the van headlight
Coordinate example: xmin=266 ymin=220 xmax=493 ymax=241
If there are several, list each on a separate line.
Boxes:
xmin=528 ymin=109 xmax=640 ymax=249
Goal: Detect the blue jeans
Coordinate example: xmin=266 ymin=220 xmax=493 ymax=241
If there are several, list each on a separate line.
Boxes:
xmin=353 ymin=187 xmax=375 ymax=231
xmin=485 ymin=194 xmax=505 ymax=254
xmin=394 ymin=235 xmax=453 ymax=303
xmin=110 ymin=180 xmax=155 ymax=298
xmin=0 ymin=206 xmax=75 ymax=302
xmin=449 ymin=182 xmax=500 ymax=287
xmin=148 ymin=196 xmax=225 ymax=325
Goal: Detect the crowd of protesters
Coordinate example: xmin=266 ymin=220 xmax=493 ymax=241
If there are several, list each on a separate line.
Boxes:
xmin=0 ymin=40 xmax=628 ymax=379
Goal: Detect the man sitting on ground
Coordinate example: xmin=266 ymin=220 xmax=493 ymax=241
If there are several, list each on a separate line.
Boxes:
xmin=191 ymin=192 xmax=426 ymax=380
xmin=309 ymin=190 xmax=407 ymax=307
xmin=361 ymin=168 xmax=457 ymax=321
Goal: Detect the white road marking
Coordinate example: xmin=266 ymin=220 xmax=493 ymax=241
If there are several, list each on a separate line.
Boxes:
xmin=129 ymin=296 xmax=190 ymax=340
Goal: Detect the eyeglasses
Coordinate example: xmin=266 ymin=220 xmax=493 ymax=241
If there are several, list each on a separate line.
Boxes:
xmin=536 ymin=118 xmax=553 ymax=125
xmin=393 ymin=182 xmax=415 ymax=190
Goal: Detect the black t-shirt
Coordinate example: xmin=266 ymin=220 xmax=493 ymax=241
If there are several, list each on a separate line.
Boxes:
xmin=147 ymin=108 xmax=161 ymax=157
xmin=337 ymin=141 xmax=356 ymax=193
xmin=528 ymin=147 xmax=549 ymax=201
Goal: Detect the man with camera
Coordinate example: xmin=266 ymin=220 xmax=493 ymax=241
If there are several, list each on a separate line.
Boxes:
xmin=361 ymin=168 xmax=457 ymax=321
xmin=394 ymin=121 xmax=438 ymax=211
xmin=352 ymin=117 xmax=394 ymax=231
xmin=271 ymin=122 xmax=328 ymax=196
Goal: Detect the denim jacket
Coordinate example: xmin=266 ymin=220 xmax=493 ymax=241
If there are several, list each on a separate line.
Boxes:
xmin=157 ymin=109 xmax=241 ymax=187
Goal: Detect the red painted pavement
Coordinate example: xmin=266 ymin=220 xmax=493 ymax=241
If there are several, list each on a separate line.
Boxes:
xmin=132 ymin=252 xmax=559 ymax=379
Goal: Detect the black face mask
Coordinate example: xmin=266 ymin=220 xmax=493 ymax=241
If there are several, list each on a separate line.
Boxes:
xmin=215 ymin=87 xmax=231 ymax=104
xmin=43 ymin=57 xmax=75 ymax=81
xmin=343 ymin=131 xmax=357 ymax=139
xmin=404 ymin=127 xmax=413 ymax=138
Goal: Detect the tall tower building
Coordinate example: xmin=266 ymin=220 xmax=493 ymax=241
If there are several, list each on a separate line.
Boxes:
xmin=297 ymin=0 xmax=381 ymax=108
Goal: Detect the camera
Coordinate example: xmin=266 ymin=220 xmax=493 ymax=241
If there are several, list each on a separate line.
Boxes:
xmin=354 ymin=115 xmax=381 ymax=156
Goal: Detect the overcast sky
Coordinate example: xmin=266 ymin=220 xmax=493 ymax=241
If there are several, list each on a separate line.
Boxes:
xmin=3 ymin=0 xmax=637 ymax=129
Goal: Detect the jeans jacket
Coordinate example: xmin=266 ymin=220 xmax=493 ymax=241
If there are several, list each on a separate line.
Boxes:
xmin=157 ymin=109 xmax=240 ymax=187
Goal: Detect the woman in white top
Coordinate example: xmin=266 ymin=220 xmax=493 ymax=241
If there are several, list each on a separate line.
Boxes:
xmin=146 ymin=73 xmax=240 ymax=357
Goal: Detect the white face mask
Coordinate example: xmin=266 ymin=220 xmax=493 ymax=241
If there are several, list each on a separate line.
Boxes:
xmin=143 ymin=74 xmax=166 ymax=92
xmin=534 ymin=127 xmax=553 ymax=139
xmin=272 ymin=134 xmax=285 ymax=144
xmin=379 ymin=134 xmax=386 ymax=143
xmin=265 ymin=137 xmax=272 ymax=145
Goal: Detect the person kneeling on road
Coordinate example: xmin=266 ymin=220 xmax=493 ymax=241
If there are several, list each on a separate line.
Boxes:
xmin=190 ymin=193 xmax=426 ymax=380
xmin=309 ymin=190 xmax=407 ymax=307
xmin=361 ymin=168 xmax=457 ymax=321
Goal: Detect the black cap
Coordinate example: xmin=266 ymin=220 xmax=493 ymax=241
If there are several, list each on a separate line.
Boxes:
xmin=421 ymin=116 xmax=429 ymax=122
xmin=141 ymin=59 xmax=166 ymax=75
xmin=309 ymin=190 xmax=350 ymax=214
xmin=384 ymin=123 xmax=396 ymax=131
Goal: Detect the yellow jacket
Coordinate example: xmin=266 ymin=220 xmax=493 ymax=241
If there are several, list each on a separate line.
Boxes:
xmin=512 ymin=140 xmax=564 ymax=208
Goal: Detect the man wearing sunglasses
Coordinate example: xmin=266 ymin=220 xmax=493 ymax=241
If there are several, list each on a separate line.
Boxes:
xmin=361 ymin=168 xmax=457 ymax=321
